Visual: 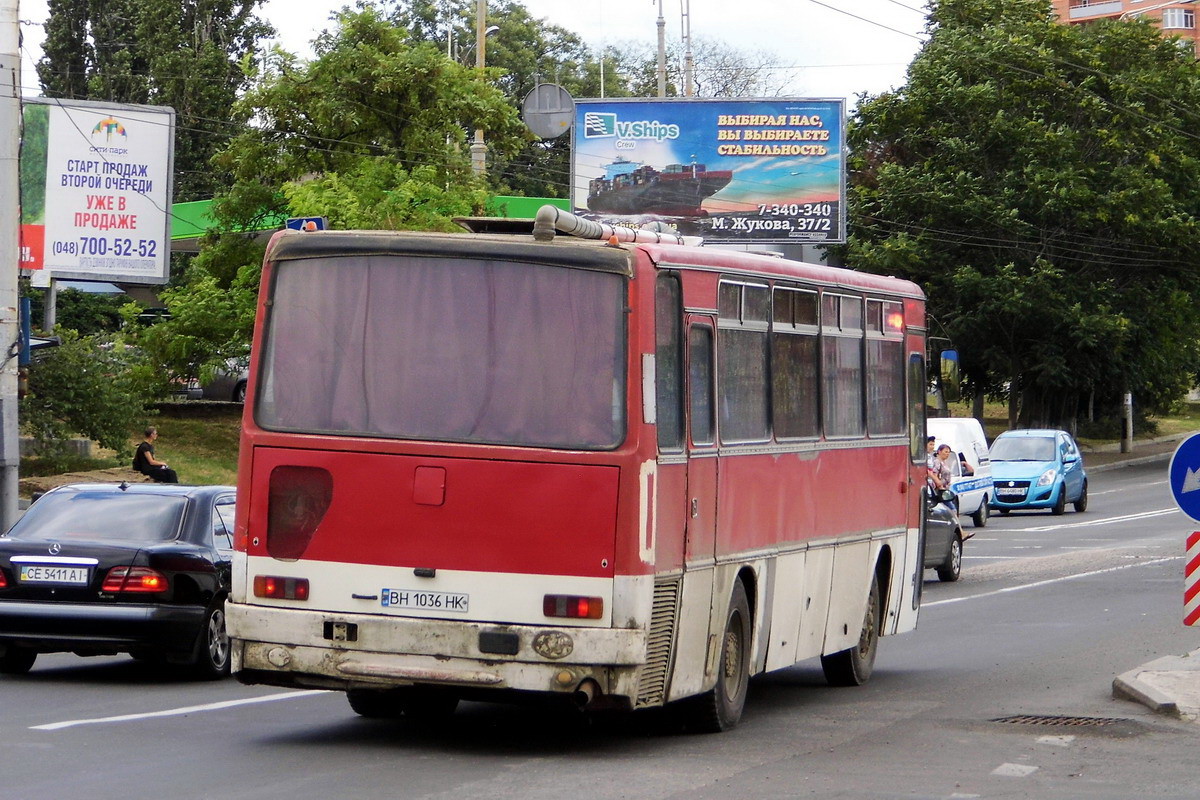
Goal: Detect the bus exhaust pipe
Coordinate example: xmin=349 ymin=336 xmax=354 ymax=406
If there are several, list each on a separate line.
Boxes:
xmin=572 ymin=679 xmax=600 ymax=709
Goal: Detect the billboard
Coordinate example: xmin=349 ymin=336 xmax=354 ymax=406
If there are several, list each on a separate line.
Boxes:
xmin=19 ymin=98 xmax=175 ymax=284
xmin=571 ymin=98 xmax=845 ymax=244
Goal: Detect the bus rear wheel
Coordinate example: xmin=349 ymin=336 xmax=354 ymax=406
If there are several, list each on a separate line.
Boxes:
xmin=682 ymin=581 xmax=750 ymax=733
xmin=821 ymin=573 xmax=880 ymax=687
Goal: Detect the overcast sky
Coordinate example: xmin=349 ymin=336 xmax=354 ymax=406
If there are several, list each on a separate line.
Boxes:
xmin=17 ymin=0 xmax=927 ymax=102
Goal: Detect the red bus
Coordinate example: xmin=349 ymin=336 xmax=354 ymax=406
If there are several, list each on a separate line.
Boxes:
xmin=227 ymin=209 xmax=927 ymax=732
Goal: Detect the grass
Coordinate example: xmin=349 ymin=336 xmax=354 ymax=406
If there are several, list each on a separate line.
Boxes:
xmin=19 ymin=402 xmax=242 ymax=487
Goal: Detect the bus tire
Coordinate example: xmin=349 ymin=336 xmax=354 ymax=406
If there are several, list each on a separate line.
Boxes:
xmin=821 ymin=573 xmax=880 ymax=687
xmin=405 ymin=687 xmax=460 ymax=719
xmin=683 ymin=581 xmax=751 ymax=733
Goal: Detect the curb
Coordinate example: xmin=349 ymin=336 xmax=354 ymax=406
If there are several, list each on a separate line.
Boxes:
xmin=1113 ymin=669 xmax=1181 ymax=717
xmin=1089 ymin=452 xmax=1174 ymax=474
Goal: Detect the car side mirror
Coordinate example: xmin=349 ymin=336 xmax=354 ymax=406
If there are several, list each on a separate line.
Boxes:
xmin=939 ymin=489 xmax=957 ymax=504
xmin=1063 ymin=454 xmax=1077 ymax=464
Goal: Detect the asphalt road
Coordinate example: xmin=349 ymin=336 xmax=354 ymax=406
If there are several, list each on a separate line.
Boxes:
xmin=3 ymin=461 xmax=1199 ymax=799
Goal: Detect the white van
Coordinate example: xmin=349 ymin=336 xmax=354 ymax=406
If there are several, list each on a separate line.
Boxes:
xmin=928 ymin=417 xmax=994 ymax=527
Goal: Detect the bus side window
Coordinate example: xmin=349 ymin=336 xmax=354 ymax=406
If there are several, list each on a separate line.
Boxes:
xmin=689 ymin=325 xmax=715 ymax=446
xmin=655 ymin=274 xmax=684 ymax=452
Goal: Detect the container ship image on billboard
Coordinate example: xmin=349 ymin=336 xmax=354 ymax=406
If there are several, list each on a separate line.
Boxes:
xmin=587 ymin=158 xmax=733 ymax=217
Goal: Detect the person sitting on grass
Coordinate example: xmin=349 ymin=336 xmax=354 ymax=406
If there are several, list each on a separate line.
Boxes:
xmin=132 ymin=426 xmax=179 ymax=483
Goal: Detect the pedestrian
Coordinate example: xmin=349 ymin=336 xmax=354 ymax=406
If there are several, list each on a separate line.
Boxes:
xmin=926 ymin=436 xmax=938 ymax=470
xmin=133 ymin=426 xmax=179 ymax=483
xmin=929 ymin=443 xmax=953 ymax=492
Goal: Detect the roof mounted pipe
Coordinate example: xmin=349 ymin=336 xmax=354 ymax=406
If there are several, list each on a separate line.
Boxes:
xmin=532 ymin=205 xmax=701 ymax=246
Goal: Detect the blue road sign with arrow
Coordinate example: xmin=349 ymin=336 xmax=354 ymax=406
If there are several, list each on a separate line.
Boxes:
xmin=1168 ymin=432 xmax=1200 ymax=523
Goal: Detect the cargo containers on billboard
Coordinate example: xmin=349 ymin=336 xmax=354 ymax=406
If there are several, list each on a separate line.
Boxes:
xmin=571 ymin=97 xmax=845 ymax=244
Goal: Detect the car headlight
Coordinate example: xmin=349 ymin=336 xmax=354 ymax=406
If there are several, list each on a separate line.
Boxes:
xmin=1036 ymin=468 xmax=1057 ymax=487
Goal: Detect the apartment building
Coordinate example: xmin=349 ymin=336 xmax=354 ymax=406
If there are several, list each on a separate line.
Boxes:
xmin=1051 ymin=1 xmax=1199 ymax=53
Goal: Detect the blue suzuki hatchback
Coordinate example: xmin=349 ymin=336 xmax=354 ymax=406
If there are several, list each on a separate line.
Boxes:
xmin=989 ymin=429 xmax=1088 ymax=515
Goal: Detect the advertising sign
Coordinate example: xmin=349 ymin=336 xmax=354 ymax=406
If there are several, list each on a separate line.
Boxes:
xmin=19 ymin=98 xmax=175 ymax=284
xmin=571 ymin=98 xmax=845 ymax=244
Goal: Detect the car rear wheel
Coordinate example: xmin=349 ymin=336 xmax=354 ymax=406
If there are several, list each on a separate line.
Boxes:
xmin=0 ymin=645 xmax=36 ymax=675
xmin=822 ymin=573 xmax=881 ymax=686
xmin=191 ymin=598 xmax=231 ymax=679
xmin=1074 ymin=482 xmax=1088 ymax=513
xmin=1051 ymin=488 xmax=1066 ymax=516
xmin=233 ymin=380 xmax=247 ymax=403
xmin=936 ymin=535 xmax=963 ymax=582
xmin=972 ymin=498 xmax=989 ymax=528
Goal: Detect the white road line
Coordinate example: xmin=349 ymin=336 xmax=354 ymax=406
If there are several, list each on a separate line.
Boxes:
xmin=924 ymin=556 xmax=1182 ymax=608
xmin=32 ymin=689 xmax=326 ymax=731
xmin=992 ymin=763 xmax=1039 ymax=777
xmin=1037 ymin=735 xmax=1075 ymax=746
xmin=1092 ymin=479 xmax=1167 ymax=497
xmin=962 ymin=555 xmax=1026 ymax=560
xmin=1021 ymin=508 xmax=1177 ymax=533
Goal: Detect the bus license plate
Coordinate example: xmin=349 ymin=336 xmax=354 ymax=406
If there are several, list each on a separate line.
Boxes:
xmin=19 ymin=565 xmax=90 ymax=585
xmin=381 ymin=588 xmax=469 ymax=613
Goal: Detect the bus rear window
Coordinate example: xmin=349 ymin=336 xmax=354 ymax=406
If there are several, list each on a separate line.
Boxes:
xmin=256 ymin=255 xmax=627 ymax=449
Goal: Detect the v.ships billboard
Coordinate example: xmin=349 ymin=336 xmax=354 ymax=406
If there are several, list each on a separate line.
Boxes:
xmin=571 ymin=98 xmax=845 ymax=245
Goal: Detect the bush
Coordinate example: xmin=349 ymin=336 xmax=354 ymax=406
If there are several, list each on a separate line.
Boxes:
xmin=20 ymin=331 xmax=153 ymax=458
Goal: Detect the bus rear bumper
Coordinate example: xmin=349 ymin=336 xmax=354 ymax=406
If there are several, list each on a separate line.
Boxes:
xmin=227 ymin=601 xmax=647 ymax=700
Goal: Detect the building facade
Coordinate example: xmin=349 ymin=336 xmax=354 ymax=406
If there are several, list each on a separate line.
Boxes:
xmin=1051 ymin=1 xmax=1199 ymax=53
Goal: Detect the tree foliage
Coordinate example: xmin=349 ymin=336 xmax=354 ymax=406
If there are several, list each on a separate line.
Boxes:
xmin=847 ymin=0 xmax=1200 ymax=427
xmin=20 ymin=333 xmax=152 ymax=458
xmin=37 ymin=0 xmax=273 ymax=201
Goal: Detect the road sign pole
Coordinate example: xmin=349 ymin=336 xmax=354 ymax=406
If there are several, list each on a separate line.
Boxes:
xmin=1187 ymin=532 xmax=1200 ymax=626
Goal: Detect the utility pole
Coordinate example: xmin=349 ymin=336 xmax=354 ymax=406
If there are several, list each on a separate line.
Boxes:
xmin=682 ymin=0 xmax=694 ymax=97
xmin=1 ymin=0 xmax=22 ymax=529
xmin=470 ymin=0 xmax=487 ymax=177
xmin=655 ymin=0 xmax=666 ymax=98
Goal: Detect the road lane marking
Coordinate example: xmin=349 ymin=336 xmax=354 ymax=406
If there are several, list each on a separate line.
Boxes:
xmin=32 ymin=690 xmax=326 ymax=731
xmin=1037 ymin=735 xmax=1075 ymax=746
xmin=1021 ymin=508 xmax=1177 ymax=532
xmin=1092 ymin=479 xmax=1167 ymax=497
xmin=924 ymin=556 xmax=1182 ymax=608
xmin=992 ymin=763 xmax=1038 ymax=777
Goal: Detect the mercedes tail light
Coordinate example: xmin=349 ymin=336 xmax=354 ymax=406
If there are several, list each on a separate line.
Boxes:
xmin=253 ymin=575 xmax=310 ymax=601
xmin=543 ymin=594 xmax=604 ymax=619
xmin=267 ymin=466 xmax=333 ymax=560
xmin=102 ymin=566 xmax=168 ymax=593
xmin=0 ymin=570 xmax=7 ymax=588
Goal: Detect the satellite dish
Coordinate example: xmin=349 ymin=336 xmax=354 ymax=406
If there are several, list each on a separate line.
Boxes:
xmin=522 ymin=83 xmax=575 ymax=140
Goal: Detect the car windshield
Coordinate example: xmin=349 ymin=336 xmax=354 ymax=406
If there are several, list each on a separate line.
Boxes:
xmin=3 ymin=492 xmax=188 ymax=542
xmin=989 ymin=436 xmax=1056 ymax=462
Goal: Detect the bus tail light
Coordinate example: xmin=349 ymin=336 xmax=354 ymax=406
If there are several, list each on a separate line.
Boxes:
xmin=253 ymin=575 xmax=310 ymax=601
xmin=267 ymin=466 xmax=333 ymax=560
xmin=102 ymin=566 xmax=168 ymax=593
xmin=543 ymin=594 xmax=604 ymax=619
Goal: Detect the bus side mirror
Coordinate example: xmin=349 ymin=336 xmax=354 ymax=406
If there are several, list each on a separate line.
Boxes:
xmin=940 ymin=349 xmax=961 ymax=403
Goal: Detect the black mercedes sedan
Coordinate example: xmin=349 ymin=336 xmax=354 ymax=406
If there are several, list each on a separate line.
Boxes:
xmin=0 ymin=483 xmax=236 ymax=678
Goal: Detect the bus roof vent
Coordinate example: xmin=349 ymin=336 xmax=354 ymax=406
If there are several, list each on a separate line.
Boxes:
xmin=532 ymin=205 xmax=703 ymax=247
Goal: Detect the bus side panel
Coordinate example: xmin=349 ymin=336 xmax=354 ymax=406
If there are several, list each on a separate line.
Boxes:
xmin=794 ymin=546 xmax=835 ymax=662
xmin=822 ymin=540 xmax=872 ymax=655
xmin=714 ymin=446 xmax=908 ymax=557
xmin=763 ymin=551 xmax=807 ymax=671
xmin=665 ymin=567 xmax=715 ymax=701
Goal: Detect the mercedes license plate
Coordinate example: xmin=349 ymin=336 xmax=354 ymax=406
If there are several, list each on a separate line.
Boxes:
xmin=18 ymin=564 xmax=90 ymax=585
xmin=381 ymin=588 xmax=469 ymax=613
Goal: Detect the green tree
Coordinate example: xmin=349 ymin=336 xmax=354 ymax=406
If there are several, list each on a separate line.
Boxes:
xmin=36 ymin=0 xmax=273 ymax=201
xmin=847 ymin=0 xmax=1200 ymax=428
xmin=20 ymin=332 xmax=151 ymax=458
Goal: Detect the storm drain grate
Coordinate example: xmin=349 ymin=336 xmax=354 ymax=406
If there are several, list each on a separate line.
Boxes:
xmin=992 ymin=714 xmax=1128 ymax=727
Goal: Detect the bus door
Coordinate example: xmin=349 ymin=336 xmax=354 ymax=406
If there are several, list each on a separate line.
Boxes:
xmin=684 ymin=318 xmax=718 ymax=564
xmin=662 ymin=316 xmax=720 ymax=700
